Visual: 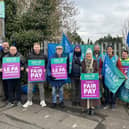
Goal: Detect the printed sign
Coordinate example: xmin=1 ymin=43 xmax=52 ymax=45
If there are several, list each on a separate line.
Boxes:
xmin=2 ymin=57 xmax=20 ymax=79
xmin=28 ymin=60 xmax=45 ymax=82
xmin=51 ymin=58 xmax=67 ymax=80
xmin=81 ymin=73 xmax=100 ymax=99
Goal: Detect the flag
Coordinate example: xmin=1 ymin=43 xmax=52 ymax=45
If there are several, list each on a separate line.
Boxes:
xmin=103 ymin=55 xmax=125 ymax=93
xmin=61 ymin=33 xmax=73 ymax=54
xmin=126 ymin=32 xmax=129 ymax=47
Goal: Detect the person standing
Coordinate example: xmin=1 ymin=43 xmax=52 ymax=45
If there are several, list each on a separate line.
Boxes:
xmin=99 ymin=45 xmax=127 ymax=109
xmin=47 ymin=45 xmax=69 ymax=108
xmin=23 ymin=43 xmax=47 ymax=108
xmin=69 ymin=45 xmax=82 ymax=106
xmin=81 ymin=48 xmax=98 ymax=114
xmin=3 ymin=46 xmax=25 ymax=107
xmin=0 ymin=42 xmax=9 ymax=101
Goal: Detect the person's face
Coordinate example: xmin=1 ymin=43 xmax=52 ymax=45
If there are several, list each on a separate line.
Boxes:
xmin=75 ymin=47 xmax=81 ymax=52
xmin=86 ymin=53 xmax=92 ymax=60
xmin=10 ymin=47 xmax=17 ymax=55
xmin=107 ymin=47 xmax=113 ymax=56
xmin=94 ymin=45 xmax=100 ymax=54
xmin=2 ymin=42 xmax=9 ymax=51
xmin=33 ymin=44 xmax=40 ymax=54
xmin=56 ymin=48 xmax=63 ymax=56
xmin=122 ymin=52 xmax=128 ymax=59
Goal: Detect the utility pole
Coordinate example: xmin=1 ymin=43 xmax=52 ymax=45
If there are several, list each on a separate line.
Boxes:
xmin=0 ymin=0 xmax=5 ymax=44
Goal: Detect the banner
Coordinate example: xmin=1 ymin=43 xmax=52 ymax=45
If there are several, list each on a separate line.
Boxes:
xmin=121 ymin=60 xmax=129 ymax=74
xmin=28 ymin=60 xmax=45 ymax=82
xmin=81 ymin=73 xmax=100 ymax=99
xmin=103 ymin=55 xmax=125 ymax=93
xmin=51 ymin=57 xmax=67 ymax=80
xmin=2 ymin=57 xmax=20 ymax=79
xmin=0 ymin=1 xmax=5 ymax=18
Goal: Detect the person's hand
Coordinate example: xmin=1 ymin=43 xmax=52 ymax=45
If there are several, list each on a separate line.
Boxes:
xmin=99 ymin=74 xmax=102 ymax=79
xmin=26 ymin=68 xmax=29 ymax=72
xmin=51 ymin=76 xmax=56 ymax=80
xmin=125 ymin=75 xmax=128 ymax=80
xmin=0 ymin=68 xmax=2 ymax=72
xmin=21 ymin=67 xmax=24 ymax=71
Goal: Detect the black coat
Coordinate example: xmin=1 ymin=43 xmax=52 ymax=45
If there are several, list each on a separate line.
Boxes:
xmin=26 ymin=50 xmax=47 ymax=68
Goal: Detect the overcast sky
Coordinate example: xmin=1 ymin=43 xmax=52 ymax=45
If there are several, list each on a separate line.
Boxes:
xmin=74 ymin=0 xmax=129 ymax=43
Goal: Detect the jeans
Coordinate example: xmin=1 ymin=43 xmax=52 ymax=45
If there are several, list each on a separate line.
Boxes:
xmin=52 ymin=86 xmax=64 ymax=103
xmin=27 ymin=82 xmax=45 ymax=101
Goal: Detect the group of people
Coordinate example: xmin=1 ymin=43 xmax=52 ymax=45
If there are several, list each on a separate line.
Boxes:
xmin=0 ymin=41 xmax=128 ymax=115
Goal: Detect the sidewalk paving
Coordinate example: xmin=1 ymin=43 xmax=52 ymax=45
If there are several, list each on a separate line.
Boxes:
xmin=0 ymin=99 xmax=128 ymax=129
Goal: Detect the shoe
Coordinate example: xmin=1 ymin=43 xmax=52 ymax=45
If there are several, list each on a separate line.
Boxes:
xmin=40 ymin=100 xmax=47 ymax=107
xmin=59 ymin=102 xmax=65 ymax=108
xmin=51 ymin=103 xmax=56 ymax=108
xmin=104 ymin=105 xmax=110 ymax=110
xmin=111 ymin=104 xmax=116 ymax=110
xmin=6 ymin=103 xmax=14 ymax=108
xmin=16 ymin=101 xmax=22 ymax=107
xmin=72 ymin=102 xmax=77 ymax=106
xmin=23 ymin=101 xmax=32 ymax=108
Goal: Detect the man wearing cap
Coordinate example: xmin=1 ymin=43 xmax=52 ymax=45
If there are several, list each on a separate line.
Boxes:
xmin=99 ymin=45 xmax=127 ymax=109
xmin=47 ymin=45 xmax=69 ymax=108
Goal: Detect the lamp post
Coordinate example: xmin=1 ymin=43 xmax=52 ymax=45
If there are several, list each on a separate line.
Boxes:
xmin=0 ymin=0 xmax=5 ymax=44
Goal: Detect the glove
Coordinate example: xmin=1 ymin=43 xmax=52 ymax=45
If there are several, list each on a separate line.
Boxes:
xmin=75 ymin=59 xmax=81 ymax=65
xmin=51 ymin=76 xmax=56 ymax=80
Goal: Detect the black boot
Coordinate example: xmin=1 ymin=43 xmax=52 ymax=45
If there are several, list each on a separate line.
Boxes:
xmin=59 ymin=102 xmax=65 ymax=108
xmin=51 ymin=103 xmax=56 ymax=108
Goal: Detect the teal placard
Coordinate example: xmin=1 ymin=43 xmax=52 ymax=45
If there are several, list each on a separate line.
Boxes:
xmin=121 ymin=60 xmax=129 ymax=66
xmin=28 ymin=60 xmax=45 ymax=66
xmin=0 ymin=1 xmax=5 ymax=18
xmin=3 ymin=57 xmax=20 ymax=63
xmin=81 ymin=73 xmax=99 ymax=80
xmin=51 ymin=58 xmax=67 ymax=64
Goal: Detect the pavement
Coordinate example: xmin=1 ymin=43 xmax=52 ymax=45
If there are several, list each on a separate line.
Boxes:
xmin=0 ymin=99 xmax=128 ymax=129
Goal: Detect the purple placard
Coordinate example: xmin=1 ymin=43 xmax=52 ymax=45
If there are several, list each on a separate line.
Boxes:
xmin=81 ymin=80 xmax=100 ymax=99
xmin=28 ymin=66 xmax=45 ymax=82
xmin=2 ymin=63 xmax=20 ymax=79
xmin=51 ymin=64 xmax=67 ymax=80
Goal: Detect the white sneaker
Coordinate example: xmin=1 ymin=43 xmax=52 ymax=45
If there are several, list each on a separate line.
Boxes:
xmin=23 ymin=101 xmax=33 ymax=108
xmin=40 ymin=100 xmax=47 ymax=107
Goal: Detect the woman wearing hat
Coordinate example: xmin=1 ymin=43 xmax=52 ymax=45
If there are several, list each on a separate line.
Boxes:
xmin=81 ymin=48 xmax=98 ymax=115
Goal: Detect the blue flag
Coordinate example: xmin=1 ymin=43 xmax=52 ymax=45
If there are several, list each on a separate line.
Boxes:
xmin=103 ymin=55 xmax=125 ymax=93
xmin=61 ymin=33 xmax=73 ymax=54
xmin=126 ymin=32 xmax=129 ymax=47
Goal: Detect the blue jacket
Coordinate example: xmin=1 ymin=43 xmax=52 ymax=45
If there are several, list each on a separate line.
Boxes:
xmin=47 ymin=53 xmax=69 ymax=87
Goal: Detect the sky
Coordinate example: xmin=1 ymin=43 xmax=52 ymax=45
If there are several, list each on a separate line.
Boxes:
xmin=74 ymin=0 xmax=129 ymax=43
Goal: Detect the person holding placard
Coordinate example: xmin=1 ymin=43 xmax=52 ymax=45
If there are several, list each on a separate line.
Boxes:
xmin=121 ymin=50 xmax=129 ymax=75
xmin=81 ymin=48 xmax=98 ymax=115
xmin=47 ymin=45 xmax=69 ymax=108
xmin=0 ymin=42 xmax=9 ymax=101
xmin=23 ymin=43 xmax=47 ymax=108
xmin=2 ymin=46 xmax=25 ymax=108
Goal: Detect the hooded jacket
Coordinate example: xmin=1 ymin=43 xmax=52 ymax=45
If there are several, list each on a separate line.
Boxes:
xmin=71 ymin=45 xmax=82 ymax=77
